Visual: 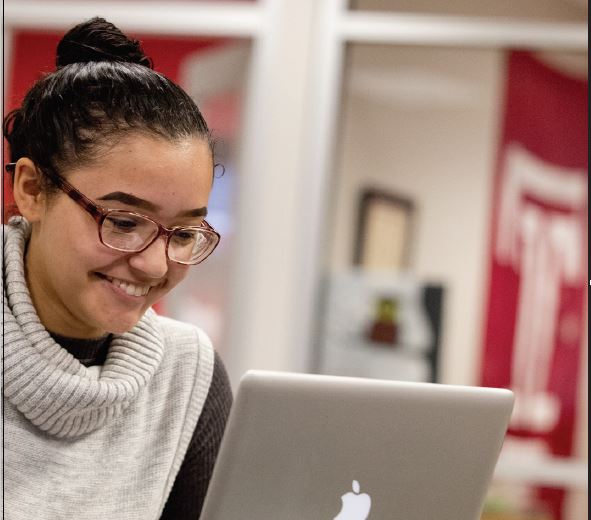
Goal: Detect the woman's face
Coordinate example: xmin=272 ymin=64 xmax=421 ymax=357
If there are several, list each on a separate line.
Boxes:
xmin=25 ymin=133 xmax=214 ymax=338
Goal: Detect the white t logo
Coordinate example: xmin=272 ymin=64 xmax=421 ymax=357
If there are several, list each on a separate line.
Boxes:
xmin=496 ymin=143 xmax=586 ymax=433
xmin=333 ymin=480 xmax=372 ymax=520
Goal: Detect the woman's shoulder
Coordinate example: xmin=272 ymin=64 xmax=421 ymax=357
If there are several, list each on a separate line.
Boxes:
xmin=148 ymin=312 xmax=219 ymax=397
xmin=152 ymin=311 xmax=214 ymax=357
xmin=154 ymin=312 xmax=211 ymax=340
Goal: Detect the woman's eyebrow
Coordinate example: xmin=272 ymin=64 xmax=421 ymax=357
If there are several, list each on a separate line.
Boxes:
xmin=98 ymin=191 xmax=159 ymax=211
xmin=97 ymin=191 xmax=207 ymax=217
xmin=178 ymin=207 xmax=208 ymax=218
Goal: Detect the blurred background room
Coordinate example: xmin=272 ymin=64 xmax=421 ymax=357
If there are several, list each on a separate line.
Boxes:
xmin=2 ymin=1 xmax=588 ymax=518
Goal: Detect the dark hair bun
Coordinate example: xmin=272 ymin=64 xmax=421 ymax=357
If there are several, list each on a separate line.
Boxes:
xmin=56 ymin=17 xmax=153 ymax=68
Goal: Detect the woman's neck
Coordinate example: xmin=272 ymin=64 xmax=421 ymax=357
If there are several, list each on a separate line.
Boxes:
xmin=49 ymin=330 xmax=112 ymax=367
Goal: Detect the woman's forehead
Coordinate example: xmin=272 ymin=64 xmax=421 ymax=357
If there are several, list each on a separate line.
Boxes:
xmin=68 ymin=135 xmax=213 ymax=213
xmin=76 ymin=135 xmax=212 ymax=184
xmin=105 ymin=133 xmax=212 ymax=168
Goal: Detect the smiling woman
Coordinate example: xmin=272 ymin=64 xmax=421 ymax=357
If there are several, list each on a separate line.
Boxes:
xmin=2 ymin=17 xmax=232 ymax=520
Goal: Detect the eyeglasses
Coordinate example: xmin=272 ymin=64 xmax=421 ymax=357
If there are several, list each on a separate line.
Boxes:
xmin=5 ymin=162 xmax=220 ymax=265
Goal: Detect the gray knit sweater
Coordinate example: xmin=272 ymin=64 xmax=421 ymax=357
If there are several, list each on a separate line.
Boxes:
xmin=2 ymin=218 xmax=216 ymax=519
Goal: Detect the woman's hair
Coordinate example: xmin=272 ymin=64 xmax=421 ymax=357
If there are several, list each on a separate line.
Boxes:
xmin=3 ymin=17 xmax=212 ymax=193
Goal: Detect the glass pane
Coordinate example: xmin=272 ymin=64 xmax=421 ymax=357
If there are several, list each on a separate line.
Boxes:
xmin=320 ymin=41 xmax=587 ymax=380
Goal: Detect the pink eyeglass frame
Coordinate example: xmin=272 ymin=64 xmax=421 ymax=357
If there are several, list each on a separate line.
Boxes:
xmin=5 ymin=162 xmax=220 ymax=265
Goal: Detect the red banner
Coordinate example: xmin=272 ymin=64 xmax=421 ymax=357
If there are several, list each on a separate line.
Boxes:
xmin=481 ymin=52 xmax=587 ymax=519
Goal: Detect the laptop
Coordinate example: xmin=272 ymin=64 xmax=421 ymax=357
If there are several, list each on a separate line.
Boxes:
xmin=200 ymin=370 xmax=514 ymax=520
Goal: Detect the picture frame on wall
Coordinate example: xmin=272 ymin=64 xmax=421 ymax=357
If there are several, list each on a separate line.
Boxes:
xmin=353 ymin=188 xmax=415 ymax=270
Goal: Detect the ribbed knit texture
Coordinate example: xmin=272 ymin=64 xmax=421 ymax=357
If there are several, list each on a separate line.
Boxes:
xmin=2 ymin=217 xmax=216 ymax=519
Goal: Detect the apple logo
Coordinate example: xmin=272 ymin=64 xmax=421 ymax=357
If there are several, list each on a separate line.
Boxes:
xmin=333 ymin=480 xmax=372 ymax=520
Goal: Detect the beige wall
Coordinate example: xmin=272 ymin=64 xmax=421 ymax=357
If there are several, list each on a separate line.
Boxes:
xmin=330 ymin=45 xmax=505 ymax=385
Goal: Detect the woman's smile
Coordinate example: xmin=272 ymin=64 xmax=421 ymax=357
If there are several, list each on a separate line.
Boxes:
xmin=96 ymin=273 xmax=162 ymax=298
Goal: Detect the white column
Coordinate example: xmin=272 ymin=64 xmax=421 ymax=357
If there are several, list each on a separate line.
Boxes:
xmin=224 ymin=0 xmax=339 ymax=386
xmin=293 ymin=0 xmax=349 ymax=374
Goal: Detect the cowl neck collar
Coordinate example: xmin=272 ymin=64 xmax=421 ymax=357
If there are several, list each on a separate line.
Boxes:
xmin=2 ymin=217 xmax=165 ymax=438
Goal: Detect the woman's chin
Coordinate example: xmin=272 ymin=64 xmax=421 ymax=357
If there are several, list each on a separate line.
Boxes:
xmin=101 ymin=313 xmax=146 ymax=335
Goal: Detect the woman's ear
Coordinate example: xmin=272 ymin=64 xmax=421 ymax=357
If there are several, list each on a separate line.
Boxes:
xmin=12 ymin=158 xmax=47 ymax=223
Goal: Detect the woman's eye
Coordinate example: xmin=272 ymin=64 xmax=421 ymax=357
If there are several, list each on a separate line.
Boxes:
xmin=173 ymin=230 xmax=197 ymax=243
xmin=107 ymin=217 xmax=138 ymax=232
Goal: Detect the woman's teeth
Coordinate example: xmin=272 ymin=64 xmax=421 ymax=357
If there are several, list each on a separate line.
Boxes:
xmin=105 ymin=276 xmax=152 ymax=297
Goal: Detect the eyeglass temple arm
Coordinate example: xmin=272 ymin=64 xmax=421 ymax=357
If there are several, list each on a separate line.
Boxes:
xmin=5 ymin=162 xmax=105 ymax=223
xmin=6 ymin=163 xmax=219 ymax=239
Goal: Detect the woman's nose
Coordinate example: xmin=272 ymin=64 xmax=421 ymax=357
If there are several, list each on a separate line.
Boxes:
xmin=128 ymin=236 xmax=169 ymax=279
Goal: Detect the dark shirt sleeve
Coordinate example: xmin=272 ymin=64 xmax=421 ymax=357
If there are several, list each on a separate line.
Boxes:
xmin=160 ymin=351 xmax=233 ymax=520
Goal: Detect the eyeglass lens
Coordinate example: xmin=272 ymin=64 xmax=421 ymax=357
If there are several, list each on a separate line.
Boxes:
xmin=101 ymin=211 xmax=217 ymax=264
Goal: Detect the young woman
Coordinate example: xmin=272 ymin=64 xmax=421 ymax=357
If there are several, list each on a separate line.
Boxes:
xmin=2 ymin=17 xmax=232 ymax=520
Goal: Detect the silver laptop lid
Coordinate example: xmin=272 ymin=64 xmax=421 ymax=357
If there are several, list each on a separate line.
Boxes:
xmin=201 ymin=371 xmax=514 ymax=520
